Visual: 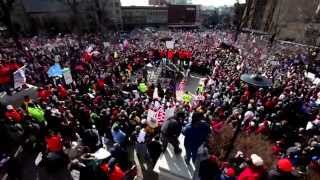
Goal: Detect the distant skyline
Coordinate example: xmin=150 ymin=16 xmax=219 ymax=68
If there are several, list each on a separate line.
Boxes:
xmin=121 ymin=0 xmax=245 ymax=6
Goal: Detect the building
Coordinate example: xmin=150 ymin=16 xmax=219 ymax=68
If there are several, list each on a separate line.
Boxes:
xmin=168 ymin=4 xmax=200 ymax=26
xmin=149 ymin=0 xmax=168 ymax=6
xmin=106 ymin=0 xmax=123 ymax=28
xmin=167 ymin=0 xmax=192 ymax=5
xmin=241 ymin=0 xmax=320 ymax=46
xmin=122 ymin=6 xmax=168 ymax=28
xmin=10 ymin=0 xmax=122 ymax=33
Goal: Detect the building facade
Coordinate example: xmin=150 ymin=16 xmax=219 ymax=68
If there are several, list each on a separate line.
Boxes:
xmin=122 ymin=6 xmax=168 ymax=28
xmin=168 ymin=5 xmax=198 ymax=25
xmin=149 ymin=0 xmax=168 ymax=6
xmin=242 ymin=0 xmax=320 ymax=46
xmin=11 ymin=0 xmax=122 ymax=33
xmin=122 ymin=5 xmax=200 ymax=28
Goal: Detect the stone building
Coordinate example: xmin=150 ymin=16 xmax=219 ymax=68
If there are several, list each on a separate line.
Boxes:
xmin=242 ymin=0 xmax=320 ymax=46
xmin=10 ymin=0 xmax=122 ymax=33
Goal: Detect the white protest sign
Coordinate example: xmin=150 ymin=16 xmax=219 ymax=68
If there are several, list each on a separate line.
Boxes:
xmin=13 ymin=66 xmax=26 ymax=89
xmin=166 ymin=41 xmax=174 ymax=49
xmin=165 ymin=107 xmax=175 ymax=120
xmin=313 ymin=78 xmax=320 ymax=85
xmin=63 ymin=68 xmax=73 ymax=85
xmin=103 ymin=42 xmax=110 ymax=48
xmin=305 ymin=72 xmax=316 ymax=81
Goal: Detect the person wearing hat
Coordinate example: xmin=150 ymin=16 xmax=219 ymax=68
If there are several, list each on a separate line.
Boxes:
xmin=45 ymin=131 xmax=63 ymax=153
xmin=100 ymin=157 xmax=125 ymax=180
xmin=238 ymin=154 xmax=268 ymax=180
xmin=268 ymin=158 xmax=298 ymax=180
xmin=220 ymin=167 xmax=236 ymax=180
xmin=5 ymin=105 xmax=23 ymax=123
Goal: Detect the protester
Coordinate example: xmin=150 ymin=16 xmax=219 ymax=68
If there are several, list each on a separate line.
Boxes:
xmin=183 ymin=112 xmax=211 ymax=164
xmin=238 ymin=154 xmax=268 ymax=180
xmin=160 ymin=117 xmax=182 ymax=154
xmin=268 ymin=158 xmax=299 ymax=180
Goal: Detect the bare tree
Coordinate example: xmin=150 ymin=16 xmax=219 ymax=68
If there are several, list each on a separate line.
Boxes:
xmin=58 ymin=0 xmax=81 ymax=32
xmin=93 ymin=0 xmax=111 ymax=32
xmin=0 ymin=0 xmax=22 ymax=49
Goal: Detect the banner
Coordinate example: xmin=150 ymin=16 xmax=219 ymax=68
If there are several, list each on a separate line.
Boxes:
xmin=63 ymin=68 xmax=73 ymax=85
xmin=47 ymin=63 xmax=63 ymax=78
xmin=13 ymin=66 xmax=26 ymax=89
xmin=166 ymin=41 xmax=174 ymax=49
xmin=156 ymin=106 xmax=166 ymax=125
xmin=305 ymin=72 xmax=316 ymax=81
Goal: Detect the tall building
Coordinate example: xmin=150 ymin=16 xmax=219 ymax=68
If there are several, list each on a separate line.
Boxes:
xmin=241 ymin=0 xmax=320 ymax=46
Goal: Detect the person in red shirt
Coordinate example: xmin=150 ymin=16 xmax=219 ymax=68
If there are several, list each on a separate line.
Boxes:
xmin=238 ymin=154 xmax=268 ymax=180
xmin=186 ymin=50 xmax=192 ymax=60
xmin=8 ymin=61 xmax=20 ymax=72
xmin=37 ymin=87 xmax=51 ymax=103
xmin=100 ymin=158 xmax=125 ymax=180
xmin=57 ymin=84 xmax=68 ymax=99
xmin=83 ymin=51 xmax=93 ymax=63
xmin=0 ymin=63 xmax=11 ymax=86
xmin=96 ymin=79 xmax=105 ymax=91
xmin=45 ymin=132 xmax=63 ymax=153
xmin=167 ymin=50 xmax=174 ymax=60
xmin=5 ymin=105 xmax=23 ymax=123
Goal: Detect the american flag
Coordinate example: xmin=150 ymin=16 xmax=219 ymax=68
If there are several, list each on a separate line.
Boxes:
xmin=156 ymin=105 xmax=166 ymax=125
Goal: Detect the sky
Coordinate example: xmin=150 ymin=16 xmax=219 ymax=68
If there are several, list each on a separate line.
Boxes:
xmin=120 ymin=0 xmax=245 ymax=7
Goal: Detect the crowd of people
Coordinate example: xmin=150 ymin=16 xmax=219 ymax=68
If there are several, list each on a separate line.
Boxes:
xmin=0 ymin=29 xmax=320 ymax=180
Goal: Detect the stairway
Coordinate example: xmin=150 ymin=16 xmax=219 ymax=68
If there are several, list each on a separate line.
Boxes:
xmin=148 ymin=66 xmax=162 ymax=85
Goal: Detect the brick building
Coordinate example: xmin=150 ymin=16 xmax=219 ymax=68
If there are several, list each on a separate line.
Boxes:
xmin=242 ymin=0 xmax=320 ymax=46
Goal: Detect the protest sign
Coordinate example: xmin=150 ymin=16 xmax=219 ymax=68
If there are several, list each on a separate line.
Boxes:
xmin=47 ymin=63 xmax=63 ymax=77
xmin=165 ymin=107 xmax=175 ymax=120
xmin=156 ymin=106 xmax=165 ymax=125
xmin=166 ymin=41 xmax=174 ymax=49
xmin=305 ymin=72 xmax=316 ymax=81
xmin=313 ymin=78 xmax=320 ymax=85
xmin=63 ymin=68 xmax=73 ymax=85
xmin=13 ymin=66 xmax=26 ymax=89
xmin=103 ymin=42 xmax=110 ymax=48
